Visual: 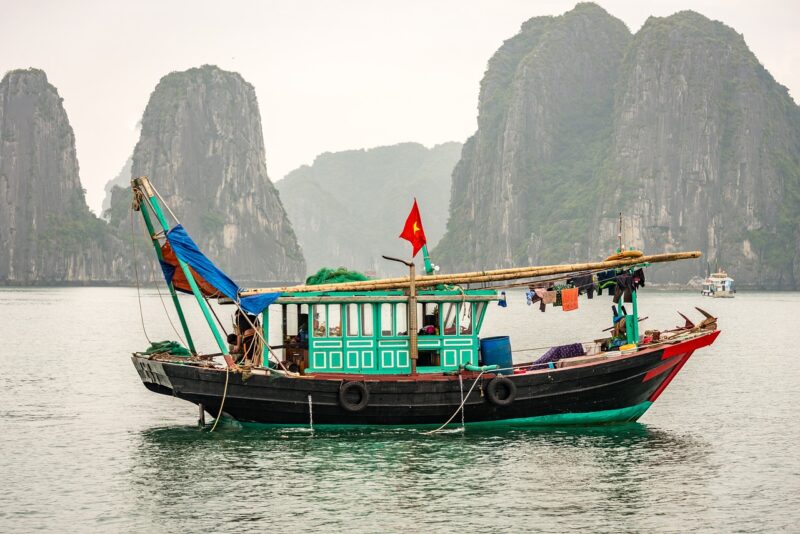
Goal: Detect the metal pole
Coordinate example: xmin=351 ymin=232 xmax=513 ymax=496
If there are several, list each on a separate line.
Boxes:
xmin=137 ymin=201 xmax=196 ymax=353
xmin=198 ymin=403 xmax=206 ymax=427
xmin=133 ymin=177 xmax=230 ymax=357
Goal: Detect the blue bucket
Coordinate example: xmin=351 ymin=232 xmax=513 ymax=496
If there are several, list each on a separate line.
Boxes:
xmin=480 ymin=336 xmax=513 ymax=375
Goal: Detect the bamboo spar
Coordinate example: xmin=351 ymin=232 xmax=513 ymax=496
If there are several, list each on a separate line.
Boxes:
xmin=241 ymin=251 xmax=701 ymax=295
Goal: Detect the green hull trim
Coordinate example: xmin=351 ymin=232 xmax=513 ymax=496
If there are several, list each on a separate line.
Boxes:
xmin=466 ymin=401 xmax=653 ymax=428
xmin=218 ymin=401 xmax=654 ymax=430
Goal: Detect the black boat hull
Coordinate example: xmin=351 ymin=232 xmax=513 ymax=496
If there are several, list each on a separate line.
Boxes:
xmin=132 ymin=331 xmax=719 ymax=427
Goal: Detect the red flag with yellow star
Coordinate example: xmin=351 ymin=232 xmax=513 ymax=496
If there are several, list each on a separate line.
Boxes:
xmin=399 ymin=199 xmax=427 ymax=257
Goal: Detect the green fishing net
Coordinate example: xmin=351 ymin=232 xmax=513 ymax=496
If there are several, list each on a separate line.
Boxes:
xmin=143 ymin=340 xmax=192 ymax=357
xmin=305 ymin=267 xmax=370 ymax=285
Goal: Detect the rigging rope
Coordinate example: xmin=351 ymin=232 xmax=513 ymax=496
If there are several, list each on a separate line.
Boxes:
xmin=130 ymin=209 xmax=152 ymax=345
xmin=136 ymin=213 xmax=187 ymax=347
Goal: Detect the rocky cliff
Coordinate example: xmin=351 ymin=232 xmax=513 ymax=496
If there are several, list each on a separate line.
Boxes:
xmin=435 ymin=4 xmax=800 ymax=288
xmin=435 ymin=3 xmax=632 ymax=271
xmin=0 ymin=69 xmax=122 ymax=283
xmin=277 ymin=142 xmax=461 ymax=276
xmin=131 ymin=65 xmax=305 ymax=283
xmin=101 ymin=157 xmax=131 ymax=216
xmin=593 ymin=11 xmax=800 ymax=288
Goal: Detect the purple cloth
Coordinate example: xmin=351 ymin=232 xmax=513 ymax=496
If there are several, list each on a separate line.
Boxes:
xmin=532 ymin=343 xmax=586 ymax=366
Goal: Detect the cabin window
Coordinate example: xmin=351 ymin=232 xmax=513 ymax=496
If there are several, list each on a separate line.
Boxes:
xmin=442 ymin=302 xmax=458 ymax=335
xmin=299 ymin=304 xmax=309 ymax=334
xmin=380 ymin=303 xmax=393 ymax=336
xmin=286 ymin=304 xmax=299 ymax=336
xmin=328 ymin=304 xmax=342 ymax=337
xmin=475 ymin=302 xmax=487 ymax=331
xmin=347 ymin=303 xmax=359 ymax=337
xmin=312 ymin=304 xmax=341 ymax=337
xmin=420 ymin=303 xmax=439 ymax=334
xmin=395 ymin=303 xmax=408 ymax=336
xmin=361 ymin=304 xmax=374 ymax=336
xmin=312 ymin=304 xmax=326 ymax=337
xmin=267 ymin=305 xmax=284 ymax=358
xmin=460 ymin=303 xmax=473 ymax=335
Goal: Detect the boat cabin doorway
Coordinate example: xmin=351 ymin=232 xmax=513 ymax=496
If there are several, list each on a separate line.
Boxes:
xmin=267 ymin=303 xmax=310 ymax=373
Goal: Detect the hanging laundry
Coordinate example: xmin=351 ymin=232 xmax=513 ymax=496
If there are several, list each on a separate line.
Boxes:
xmin=614 ymin=274 xmax=633 ymax=303
xmin=561 ymin=287 xmax=579 ymax=311
xmin=633 ymin=268 xmax=646 ymax=289
xmin=597 ymin=270 xmax=617 ymax=296
xmin=568 ymin=274 xmax=596 ymax=299
xmin=532 ymin=288 xmax=553 ymax=313
xmin=498 ymin=291 xmax=508 ymax=307
xmin=613 ymin=274 xmax=635 ymax=303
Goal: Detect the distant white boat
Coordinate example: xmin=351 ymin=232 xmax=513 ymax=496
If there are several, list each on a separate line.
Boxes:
xmin=701 ymin=271 xmax=735 ymax=298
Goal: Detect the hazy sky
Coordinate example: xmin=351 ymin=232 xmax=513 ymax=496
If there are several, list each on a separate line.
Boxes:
xmin=2 ymin=0 xmax=798 ymax=214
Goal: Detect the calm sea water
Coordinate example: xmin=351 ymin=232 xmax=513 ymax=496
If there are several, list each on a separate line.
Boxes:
xmin=1 ymin=287 xmax=798 ymax=532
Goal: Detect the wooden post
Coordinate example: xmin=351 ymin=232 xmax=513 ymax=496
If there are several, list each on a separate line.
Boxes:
xmin=382 ymin=255 xmax=418 ymax=374
xmin=198 ymin=403 xmax=206 ymax=427
xmin=408 ymin=261 xmax=418 ymax=373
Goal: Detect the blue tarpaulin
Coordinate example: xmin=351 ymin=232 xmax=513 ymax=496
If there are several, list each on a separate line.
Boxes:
xmin=162 ymin=224 xmax=280 ymax=315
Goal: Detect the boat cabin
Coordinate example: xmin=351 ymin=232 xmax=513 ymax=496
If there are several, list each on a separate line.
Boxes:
xmin=264 ymin=289 xmax=496 ymax=374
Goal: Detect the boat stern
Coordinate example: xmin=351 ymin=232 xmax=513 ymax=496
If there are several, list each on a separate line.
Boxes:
xmin=131 ymin=355 xmax=175 ymax=396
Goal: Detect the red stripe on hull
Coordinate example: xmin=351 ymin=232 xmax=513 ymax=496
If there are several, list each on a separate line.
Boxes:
xmin=643 ymin=356 xmax=681 ymax=382
xmin=648 ymin=330 xmax=720 ymax=402
xmin=648 ymin=352 xmax=693 ymax=402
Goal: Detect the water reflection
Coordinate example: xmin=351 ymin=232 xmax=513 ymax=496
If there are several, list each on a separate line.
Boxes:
xmin=131 ymin=423 xmax=716 ymax=531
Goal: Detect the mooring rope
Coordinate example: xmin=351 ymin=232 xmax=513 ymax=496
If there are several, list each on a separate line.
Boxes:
xmin=209 ymin=366 xmax=230 ymax=433
xmin=423 ymin=369 xmax=486 ymax=435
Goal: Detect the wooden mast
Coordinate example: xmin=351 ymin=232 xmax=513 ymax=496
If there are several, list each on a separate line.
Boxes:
xmin=382 ymin=255 xmax=418 ymax=374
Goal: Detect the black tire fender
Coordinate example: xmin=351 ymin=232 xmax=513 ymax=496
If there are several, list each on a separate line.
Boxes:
xmin=339 ymin=381 xmax=370 ymax=412
xmin=486 ymin=376 xmax=517 ymax=406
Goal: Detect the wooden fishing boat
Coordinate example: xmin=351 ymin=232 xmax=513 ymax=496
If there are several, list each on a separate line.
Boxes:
xmin=129 ymin=177 xmax=720 ymax=428
xmin=701 ymin=270 xmax=735 ymax=298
